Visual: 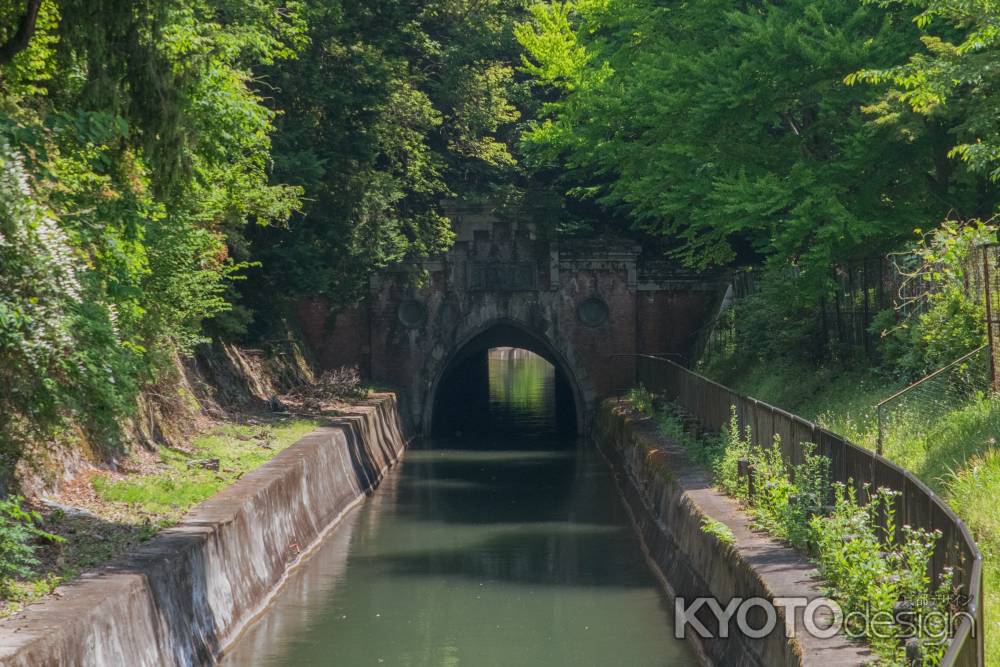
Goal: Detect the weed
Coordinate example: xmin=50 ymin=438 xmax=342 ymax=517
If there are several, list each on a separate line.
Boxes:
xmin=701 ymin=517 xmax=735 ymax=545
xmin=714 ymin=407 xmax=750 ymax=497
xmin=810 ymin=484 xmax=953 ymax=664
xmin=709 ymin=360 xmax=1000 ymax=665
xmin=639 ymin=387 xmax=947 ymax=664
xmin=0 ymin=497 xmax=62 ymax=589
xmin=626 ymin=384 xmax=654 ymax=415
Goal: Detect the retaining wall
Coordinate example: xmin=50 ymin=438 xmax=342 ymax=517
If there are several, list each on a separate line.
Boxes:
xmin=595 ymin=399 xmax=871 ymax=667
xmin=0 ymin=395 xmax=409 ymax=667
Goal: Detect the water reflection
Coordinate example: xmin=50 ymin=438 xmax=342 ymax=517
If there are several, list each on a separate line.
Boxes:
xmin=220 ymin=349 xmax=697 ymax=666
xmin=486 ymin=348 xmax=556 ymax=435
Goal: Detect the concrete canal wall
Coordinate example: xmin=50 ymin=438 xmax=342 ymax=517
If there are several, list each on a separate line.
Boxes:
xmin=595 ymin=399 xmax=870 ymax=667
xmin=0 ymin=395 xmax=409 ymax=667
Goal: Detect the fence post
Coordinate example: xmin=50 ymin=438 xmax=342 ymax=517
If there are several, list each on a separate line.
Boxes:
xmin=876 ymin=403 xmax=884 ymax=456
xmin=983 ymin=244 xmax=1000 ymax=393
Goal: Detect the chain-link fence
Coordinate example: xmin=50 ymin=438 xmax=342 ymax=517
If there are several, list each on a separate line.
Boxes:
xmin=875 ymin=345 xmax=991 ymax=455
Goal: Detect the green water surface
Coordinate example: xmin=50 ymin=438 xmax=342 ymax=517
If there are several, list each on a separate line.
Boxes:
xmin=220 ymin=351 xmax=698 ymax=666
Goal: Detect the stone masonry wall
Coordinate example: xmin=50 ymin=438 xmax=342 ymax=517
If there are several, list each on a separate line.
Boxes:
xmin=294 ymin=204 xmax=723 ymax=434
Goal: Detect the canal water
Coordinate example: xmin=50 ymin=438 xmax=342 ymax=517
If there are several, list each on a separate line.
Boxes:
xmin=221 ymin=350 xmax=697 ymax=666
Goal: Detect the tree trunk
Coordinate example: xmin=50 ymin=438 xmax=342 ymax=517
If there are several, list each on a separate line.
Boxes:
xmin=0 ymin=0 xmax=43 ymax=67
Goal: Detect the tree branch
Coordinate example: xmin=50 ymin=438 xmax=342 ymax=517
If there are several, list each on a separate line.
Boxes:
xmin=0 ymin=0 xmax=42 ymax=67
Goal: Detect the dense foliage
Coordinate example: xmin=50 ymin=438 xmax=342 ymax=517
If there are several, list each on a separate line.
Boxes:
xmin=876 ymin=222 xmax=992 ymax=375
xmin=515 ymin=0 xmax=999 ymax=369
xmin=0 ymin=0 xmax=531 ymax=466
xmin=519 ymin=0 xmax=966 ymax=272
xmin=0 ymin=0 xmax=307 ymax=461
xmin=855 ymin=0 xmax=1000 ymax=183
xmin=235 ymin=0 xmax=531 ymax=327
xmin=6 ymin=0 xmax=994 ymax=465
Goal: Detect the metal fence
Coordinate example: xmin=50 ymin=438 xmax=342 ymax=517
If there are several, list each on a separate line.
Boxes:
xmin=875 ymin=345 xmax=990 ymax=455
xmin=699 ymin=250 xmax=992 ymax=367
xmin=978 ymin=243 xmax=1000 ymax=392
xmin=633 ymin=355 xmax=984 ymax=667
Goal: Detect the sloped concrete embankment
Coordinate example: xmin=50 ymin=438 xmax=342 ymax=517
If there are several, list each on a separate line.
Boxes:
xmin=0 ymin=395 xmax=409 ymax=667
xmin=595 ymin=400 xmax=870 ymax=667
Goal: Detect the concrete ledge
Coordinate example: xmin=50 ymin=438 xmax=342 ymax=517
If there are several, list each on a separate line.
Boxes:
xmin=0 ymin=395 xmax=409 ymax=667
xmin=594 ymin=400 xmax=872 ymax=667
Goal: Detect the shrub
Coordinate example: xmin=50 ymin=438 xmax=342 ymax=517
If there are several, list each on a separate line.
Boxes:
xmin=876 ymin=222 xmax=991 ymax=378
xmin=912 ymin=287 xmax=985 ymax=371
xmin=879 ymin=286 xmax=986 ymax=379
xmin=729 ymin=270 xmax=830 ymax=365
xmin=626 ymin=384 xmax=654 ymax=415
xmin=0 ymin=497 xmax=61 ymax=588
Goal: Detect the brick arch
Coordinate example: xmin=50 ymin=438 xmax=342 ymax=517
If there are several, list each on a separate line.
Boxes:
xmin=298 ymin=206 xmax=723 ymax=434
xmin=421 ymin=317 xmax=590 ymax=437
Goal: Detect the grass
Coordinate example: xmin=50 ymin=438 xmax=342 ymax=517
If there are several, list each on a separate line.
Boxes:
xmin=707 ymin=359 xmax=1000 ymax=666
xmin=92 ymin=418 xmax=320 ymax=523
xmin=0 ymin=416 xmax=319 ymax=617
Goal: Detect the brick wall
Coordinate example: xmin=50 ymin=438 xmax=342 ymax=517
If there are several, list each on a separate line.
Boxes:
xmin=292 ymin=207 xmax=723 ymax=432
xmin=294 ymin=299 xmax=370 ymax=374
xmin=636 ymin=292 xmax=716 ymax=361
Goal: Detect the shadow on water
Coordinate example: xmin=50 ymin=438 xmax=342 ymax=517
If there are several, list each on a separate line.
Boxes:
xmin=219 ymin=349 xmax=700 ymax=667
xmin=388 ymin=445 xmax=630 ymax=526
xmin=361 ymin=519 xmax=656 ymax=588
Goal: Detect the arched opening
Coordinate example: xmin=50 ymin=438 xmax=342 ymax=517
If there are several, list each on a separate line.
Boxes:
xmin=428 ymin=321 xmax=581 ymax=439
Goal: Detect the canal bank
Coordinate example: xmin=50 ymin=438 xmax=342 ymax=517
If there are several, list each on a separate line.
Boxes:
xmin=220 ymin=351 xmax=697 ymax=666
xmin=0 ymin=352 xmax=872 ymax=666
xmin=0 ymin=396 xmax=409 ymax=666
xmin=595 ymin=399 xmax=871 ymax=666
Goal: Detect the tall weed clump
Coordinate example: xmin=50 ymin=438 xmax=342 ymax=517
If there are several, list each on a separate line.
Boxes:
xmin=811 ymin=484 xmax=954 ymax=664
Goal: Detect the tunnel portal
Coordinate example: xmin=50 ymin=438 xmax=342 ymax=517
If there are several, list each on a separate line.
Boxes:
xmin=431 ymin=323 xmax=578 ymax=438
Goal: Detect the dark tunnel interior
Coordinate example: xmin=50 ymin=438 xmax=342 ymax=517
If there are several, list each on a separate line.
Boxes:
xmin=430 ymin=325 xmax=578 ymax=440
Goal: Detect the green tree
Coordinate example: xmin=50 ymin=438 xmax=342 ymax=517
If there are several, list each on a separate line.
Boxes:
xmin=853 ymin=0 xmax=1000 ymax=186
xmin=236 ymin=0 xmax=530 ymax=327
xmin=516 ymin=0 xmax=985 ymax=288
xmin=0 ymin=0 xmax=305 ymax=459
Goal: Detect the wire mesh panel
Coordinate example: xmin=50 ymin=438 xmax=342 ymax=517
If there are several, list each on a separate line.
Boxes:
xmin=876 ymin=345 xmax=991 ymax=454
